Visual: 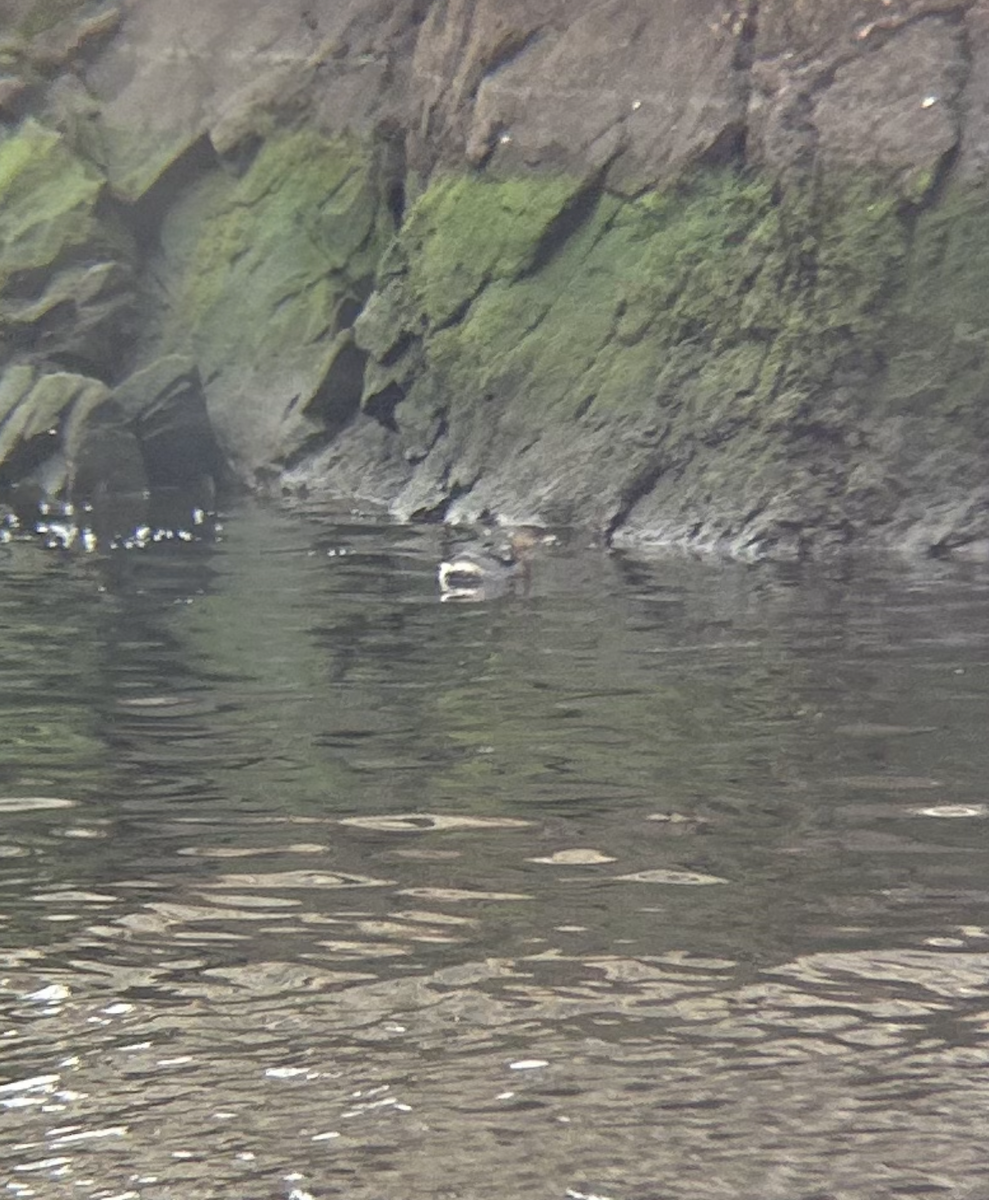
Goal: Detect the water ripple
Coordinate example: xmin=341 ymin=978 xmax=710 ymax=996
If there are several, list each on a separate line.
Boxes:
xmin=2 ymin=504 xmax=989 ymax=1197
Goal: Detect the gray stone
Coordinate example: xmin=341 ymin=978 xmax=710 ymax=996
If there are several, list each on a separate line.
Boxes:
xmin=957 ymin=3 xmax=989 ymax=183
xmin=80 ymin=0 xmax=419 ymax=200
xmin=62 ymin=389 xmax=147 ymax=500
xmin=111 ymin=354 xmax=221 ymax=486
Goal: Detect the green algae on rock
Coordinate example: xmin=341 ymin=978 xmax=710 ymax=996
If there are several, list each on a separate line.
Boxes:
xmin=0 ymin=118 xmax=134 ymax=376
xmin=0 ymin=0 xmax=984 ymax=556
xmin=149 ymin=129 xmax=394 ymax=480
xmin=862 ymin=183 xmax=989 ymax=552
xmin=402 ymin=172 xmax=587 ymax=328
xmin=352 ymin=164 xmax=911 ymax=539
xmin=0 ymin=118 xmax=104 ymax=280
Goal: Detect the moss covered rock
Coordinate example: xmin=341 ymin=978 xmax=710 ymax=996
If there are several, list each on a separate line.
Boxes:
xmin=0 ymin=118 xmax=134 ymax=374
xmin=148 ymin=128 xmax=393 ymax=480
xmin=348 ymin=163 xmax=916 ymax=545
xmin=0 ymin=117 xmax=103 ymax=278
xmin=862 ymin=183 xmax=989 ymax=553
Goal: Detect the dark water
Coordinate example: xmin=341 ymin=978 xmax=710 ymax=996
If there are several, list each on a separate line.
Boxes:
xmin=3 ymin=500 xmax=989 ymax=1200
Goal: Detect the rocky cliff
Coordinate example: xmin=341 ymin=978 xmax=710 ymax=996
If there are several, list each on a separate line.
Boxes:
xmin=1 ymin=0 xmax=988 ymax=557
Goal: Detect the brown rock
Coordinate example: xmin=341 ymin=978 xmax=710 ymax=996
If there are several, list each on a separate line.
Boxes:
xmin=755 ymin=0 xmax=976 ymax=61
xmin=750 ymin=3 xmax=970 ymax=188
xmin=813 ymin=18 xmax=964 ymax=195
xmin=81 ymin=0 xmax=422 ymax=200
xmin=410 ymin=0 xmax=749 ymax=189
xmin=957 ymin=3 xmax=989 ymax=182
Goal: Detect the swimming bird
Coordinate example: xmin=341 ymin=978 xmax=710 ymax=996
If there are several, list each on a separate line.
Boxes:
xmin=437 ymin=528 xmax=548 ymax=600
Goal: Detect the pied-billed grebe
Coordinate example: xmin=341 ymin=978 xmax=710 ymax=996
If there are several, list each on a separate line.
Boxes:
xmin=437 ymin=528 xmax=549 ymax=600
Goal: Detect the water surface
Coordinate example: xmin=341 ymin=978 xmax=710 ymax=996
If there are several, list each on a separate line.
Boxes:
xmin=2 ymin=500 xmax=989 ymax=1199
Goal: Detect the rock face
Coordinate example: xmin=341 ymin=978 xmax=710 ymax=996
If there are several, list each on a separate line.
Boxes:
xmin=0 ymin=118 xmax=132 ymax=372
xmin=1 ymin=0 xmax=989 ymax=556
xmin=143 ymin=129 xmax=393 ymax=479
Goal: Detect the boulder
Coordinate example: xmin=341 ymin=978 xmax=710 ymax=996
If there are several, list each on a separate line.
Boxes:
xmin=0 ymin=355 xmax=220 ymax=507
xmin=111 ymin=354 xmax=222 ymax=488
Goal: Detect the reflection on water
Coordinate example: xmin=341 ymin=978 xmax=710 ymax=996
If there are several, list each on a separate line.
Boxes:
xmin=2 ymin=500 xmax=989 ymax=1198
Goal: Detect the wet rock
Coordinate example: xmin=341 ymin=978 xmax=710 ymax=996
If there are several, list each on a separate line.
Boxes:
xmin=279 ymin=411 xmax=411 ymax=510
xmin=62 ymin=385 xmax=146 ymax=500
xmin=0 ymin=367 xmax=107 ymax=489
xmin=111 ymin=354 xmax=223 ymax=488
